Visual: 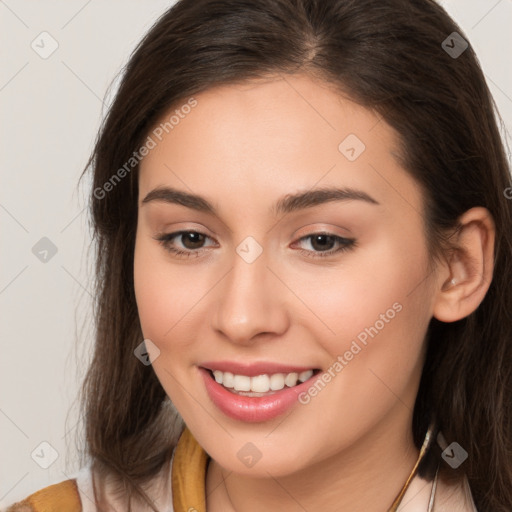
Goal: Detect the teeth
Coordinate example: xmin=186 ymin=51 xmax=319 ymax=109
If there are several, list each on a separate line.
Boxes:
xmin=210 ymin=369 xmax=315 ymax=393
xmin=269 ymin=373 xmax=285 ymax=390
xmin=251 ymin=374 xmax=270 ymax=393
xmin=233 ymin=375 xmax=251 ymax=391
xmin=299 ymin=370 xmax=313 ymax=382
xmin=284 ymin=372 xmax=299 ymax=387
xmin=223 ymin=371 xmax=234 ymax=388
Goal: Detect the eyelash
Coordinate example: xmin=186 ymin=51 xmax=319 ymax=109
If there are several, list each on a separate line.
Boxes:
xmin=154 ymin=230 xmax=356 ymax=260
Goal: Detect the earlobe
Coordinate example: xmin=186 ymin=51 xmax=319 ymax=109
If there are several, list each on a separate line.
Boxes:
xmin=432 ymin=207 xmax=495 ymax=323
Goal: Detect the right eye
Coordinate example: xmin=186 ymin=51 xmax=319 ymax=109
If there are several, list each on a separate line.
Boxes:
xmin=154 ymin=230 xmax=217 ymax=258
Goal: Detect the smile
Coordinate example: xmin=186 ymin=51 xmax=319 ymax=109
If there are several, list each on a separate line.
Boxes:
xmin=199 ymin=363 xmax=321 ymax=422
xmin=211 ymin=369 xmax=315 ymax=395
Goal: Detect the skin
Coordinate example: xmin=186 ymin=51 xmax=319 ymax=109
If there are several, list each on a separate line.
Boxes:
xmin=133 ymin=74 xmax=495 ymax=511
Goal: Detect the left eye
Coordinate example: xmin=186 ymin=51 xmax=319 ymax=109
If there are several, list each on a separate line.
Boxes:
xmin=154 ymin=230 xmax=355 ymax=259
xmin=293 ymin=233 xmax=355 ymax=258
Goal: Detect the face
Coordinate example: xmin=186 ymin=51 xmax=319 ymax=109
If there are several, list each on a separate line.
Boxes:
xmin=134 ymin=74 xmax=438 ymax=477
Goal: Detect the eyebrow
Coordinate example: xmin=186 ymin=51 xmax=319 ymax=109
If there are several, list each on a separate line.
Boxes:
xmin=141 ymin=185 xmax=379 ymax=216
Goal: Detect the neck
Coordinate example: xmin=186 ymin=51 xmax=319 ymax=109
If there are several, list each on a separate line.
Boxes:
xmin=206 ymin=406 xmax=421 ymax=512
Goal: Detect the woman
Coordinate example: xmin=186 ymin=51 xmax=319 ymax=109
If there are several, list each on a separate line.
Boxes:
xmin=7 ymin=0 xmax=512 ymax=510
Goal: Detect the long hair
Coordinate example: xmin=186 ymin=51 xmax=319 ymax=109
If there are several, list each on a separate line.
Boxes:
xmin=80 ymin=0 xmax=512 ymax=510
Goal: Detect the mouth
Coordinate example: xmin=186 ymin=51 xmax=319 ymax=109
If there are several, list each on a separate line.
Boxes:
xmin=204 ymin=368 xmax=322 ymax=397
xmin=199 ymin=364 xmax=323 ymax=422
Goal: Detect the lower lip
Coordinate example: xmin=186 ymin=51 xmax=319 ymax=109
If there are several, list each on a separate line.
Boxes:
xmin=199 ymin=367 xmax=317 ymax=423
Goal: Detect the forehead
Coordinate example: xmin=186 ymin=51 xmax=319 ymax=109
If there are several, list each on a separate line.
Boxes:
xmin=138 ymin=74 xmax=423 ymax=219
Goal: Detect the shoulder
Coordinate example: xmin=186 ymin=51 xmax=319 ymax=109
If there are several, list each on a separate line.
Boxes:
xmin=398 ymin=465 xmax=478 ymax=512
xmin=434 ymin=468 xmax=479 ymax=512
xmin=4 ymin=456 xmax=176 ymax=512
xmin=3 ymin=478 xmax=82 ymax=512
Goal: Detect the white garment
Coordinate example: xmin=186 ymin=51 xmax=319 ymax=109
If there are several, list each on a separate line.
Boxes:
xmin=398 ymin=469 xmax=478 ymax=512
xmin=72 ymin=451 xmax=478 ymax=512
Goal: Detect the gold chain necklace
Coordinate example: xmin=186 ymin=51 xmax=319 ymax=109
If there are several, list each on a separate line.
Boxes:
xmin=389 ymin=420 xmax=438 ymax=511
xmin=221 ymin=421 xmax=438 ymax=511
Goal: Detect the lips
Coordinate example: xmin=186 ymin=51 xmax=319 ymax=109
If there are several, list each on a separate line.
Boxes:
xmin=199 ymin=362 xmax=321 ymax=422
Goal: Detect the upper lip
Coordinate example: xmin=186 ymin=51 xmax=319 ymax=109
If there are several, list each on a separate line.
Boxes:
xmin=200 ymin=361 xmax=318 ymax=377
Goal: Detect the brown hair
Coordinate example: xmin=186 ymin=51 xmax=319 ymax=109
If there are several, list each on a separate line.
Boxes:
xmin=79 ymin=0 xmax=512 ymax=510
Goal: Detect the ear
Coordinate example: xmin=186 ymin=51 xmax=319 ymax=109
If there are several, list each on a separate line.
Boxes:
xmin=432 ymin=207 xmax=495 ymax=323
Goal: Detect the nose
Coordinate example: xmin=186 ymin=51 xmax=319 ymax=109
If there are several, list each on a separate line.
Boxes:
xmin=211 ymin=251 xmax=289 ymax=345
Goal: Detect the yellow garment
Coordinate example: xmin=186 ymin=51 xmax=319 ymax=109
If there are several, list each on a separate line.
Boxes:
xmin=171 ymin=426 xmax=209 ymax=512
xmin=5 ymin=427 xmax=208 ymax=512
xmin=5 ymin=479 xmax=81 ymax=511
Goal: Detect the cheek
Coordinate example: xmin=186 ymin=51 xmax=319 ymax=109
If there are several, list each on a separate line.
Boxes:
xmin=134 ymin=240 xmax=168 ymax=339
xmin=294 ymin=235 xmax=432 ymax=404
xmin=133 ymin=237 xmax=218 ymax=365
xmin=134 ymin=237 xmax=188 ymax=350
xmin=133 ymin=242 xmax=204 ymax=408
xmin=293 ymin=237 xmax=429 ymax=346
xmin=134 ymin=234 xmax=186 ymax=335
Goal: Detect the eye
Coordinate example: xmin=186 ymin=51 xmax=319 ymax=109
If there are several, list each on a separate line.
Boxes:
xmin=154 ymin=230 xmax=356 ymax=260
xmin=292 ymin=232 xmax=356 ymax=259
xmin=154 ymin=230 xmax=216 ymax=258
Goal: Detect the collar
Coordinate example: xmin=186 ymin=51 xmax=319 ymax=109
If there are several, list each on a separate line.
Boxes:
xmin=172 ymin=426 xmax=209 ymax=512
xmin=171 ymin=423 xmax=435 ymax=512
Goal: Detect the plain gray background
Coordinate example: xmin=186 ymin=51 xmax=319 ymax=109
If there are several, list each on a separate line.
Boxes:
xmin=1 ymin=0 xmax=511 ymax=506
